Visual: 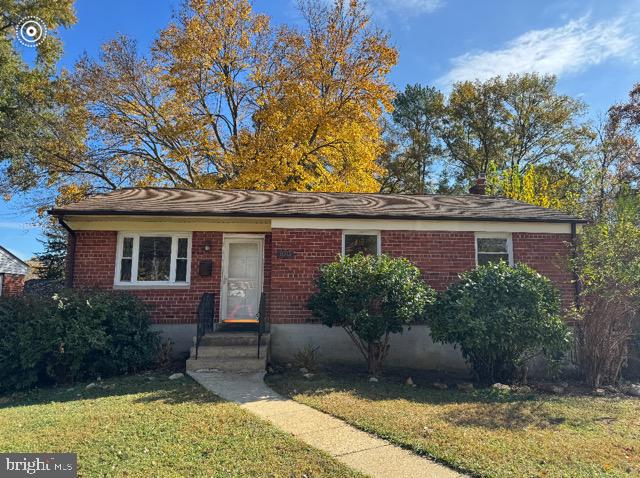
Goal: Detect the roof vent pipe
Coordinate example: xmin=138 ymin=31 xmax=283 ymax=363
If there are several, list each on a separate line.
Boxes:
xmin=469 ymin=173 xmax=486 ymax=195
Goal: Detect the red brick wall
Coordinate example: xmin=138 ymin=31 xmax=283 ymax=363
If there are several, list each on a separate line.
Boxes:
xmin=73 ymin=231 xmax=118 ymax=288
xmin=512 ymin=232 xmax=574 ymax=309
xmin=270 ymin=229 xmax=342 ymax=324
xmin=269 ymin=228 xmax=575 ymax=324
xmin=73 ymin=230 xmax=270 ymax=324
xmin=382 ymin=231 xmax=477 ymax=291
xmin=71 ymin=227 xmax=574 ymax=324
xmin=1 ymin=273 xmax=25 ymax=296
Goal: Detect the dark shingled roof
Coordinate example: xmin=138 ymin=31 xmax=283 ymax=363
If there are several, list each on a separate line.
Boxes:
xmin=49 ymin=188 xmax=586 ymax=223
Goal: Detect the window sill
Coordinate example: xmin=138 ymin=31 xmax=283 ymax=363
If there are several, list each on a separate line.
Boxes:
xmin=113 ymin=283 xmax=191 ymax=290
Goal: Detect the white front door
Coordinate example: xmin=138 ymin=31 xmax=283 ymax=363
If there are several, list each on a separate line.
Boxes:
xmin=220 ymin=235 xmax=264 ymax=323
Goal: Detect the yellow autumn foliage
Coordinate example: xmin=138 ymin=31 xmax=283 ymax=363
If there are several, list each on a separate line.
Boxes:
xmin=49 ymin=0 xmax=396 ymax=197
xmin=488 ymin=165 xmax=580 ymax=212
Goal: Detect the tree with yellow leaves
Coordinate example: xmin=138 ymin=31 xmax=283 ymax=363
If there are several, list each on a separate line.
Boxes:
xmin=486 ymin=163 xmax=581 ymax=212
xmin=4 ymin=0 xmax=397 ymax=203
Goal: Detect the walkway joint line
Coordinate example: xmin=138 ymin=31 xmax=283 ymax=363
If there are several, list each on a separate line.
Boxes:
xmin=188 ymin=370 xmax=465 ymax=478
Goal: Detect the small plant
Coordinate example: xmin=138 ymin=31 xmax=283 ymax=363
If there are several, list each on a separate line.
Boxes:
xmin=308 ymin=253 xmax=435 ymax=375
xmin=156 ymin=338 xmax=174 ymax=369
xmin=429 ymin=261 xmax=570 ymax=384
xmin=293 ymin=343 xmax=320 ymax=371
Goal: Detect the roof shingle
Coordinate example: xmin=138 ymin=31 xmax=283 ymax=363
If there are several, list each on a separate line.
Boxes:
xmin=0 ymin=246 xmax=29 ymax=275
xmin=49 ymin=188 xmax=585 ymax=223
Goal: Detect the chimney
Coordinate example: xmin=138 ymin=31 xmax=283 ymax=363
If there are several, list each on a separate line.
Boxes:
xmin=469 ymin=173 xmax=486 ymax=195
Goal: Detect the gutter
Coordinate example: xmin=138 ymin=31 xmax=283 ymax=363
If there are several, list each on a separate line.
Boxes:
xmin=57 ymin=216 xmax=76 ymax=289
xmin=48 ymin=209 xmax=588 ymax=224
xmin=570 ymin=221 xmax=582 ymax=309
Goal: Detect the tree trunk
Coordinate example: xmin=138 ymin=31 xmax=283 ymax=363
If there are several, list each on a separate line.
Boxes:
xmin=366 ymin=338 xmax=390 ymax=376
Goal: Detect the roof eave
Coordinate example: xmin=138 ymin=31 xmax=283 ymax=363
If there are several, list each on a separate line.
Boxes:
xmin=48 ymin=209 xmax=588 ymax=224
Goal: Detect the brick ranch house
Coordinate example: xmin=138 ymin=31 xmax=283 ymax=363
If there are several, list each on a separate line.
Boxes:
xmin=0 ymin=245 xmax=29 ymax=297
xmin=49 ymin=187 xmax=585 ymax=372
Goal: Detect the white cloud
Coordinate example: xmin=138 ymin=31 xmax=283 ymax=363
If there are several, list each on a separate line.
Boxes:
xmin=0 ymin=221 xmax=34 ymax=230
xmin=438 ymin=15 xmax=637 ymax=85
xmin=370 ymin=0 xmax=443 ymax=17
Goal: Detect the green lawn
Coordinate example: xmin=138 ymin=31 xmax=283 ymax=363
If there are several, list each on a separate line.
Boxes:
xmin=0 ymin=373 xmax=363 ymax=478
xmin=267 ymin=369 xmax=640 ymax=478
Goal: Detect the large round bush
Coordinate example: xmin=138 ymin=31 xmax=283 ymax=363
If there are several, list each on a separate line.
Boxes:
xmin=0 ymin=290 xmax=160 ymax=392
xmin=308 ymin=253 xmax=435 ymax=375
xmin=429 ymin=261 xmax=570 ymax=384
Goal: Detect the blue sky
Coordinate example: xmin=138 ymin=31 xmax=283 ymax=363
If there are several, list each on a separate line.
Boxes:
xmin=2 ymin=0 xmax=639 ymax=260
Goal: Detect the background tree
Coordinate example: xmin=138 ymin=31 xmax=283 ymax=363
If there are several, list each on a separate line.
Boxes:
xmin=578 ymin=116 xmax=639 ymax=221
xmin=382 ymin=74 xmax=591 ymax=206
xmin=379 ymin=84 xmax=444 ymax=193
xmin=0 ymin=0 xmax=75 ymax=196
xmin=3 ymin=0 xmax=397 ymax=204
xmin=611 ymin=82 xmax=640 ymax=133
xmin=499 ymin=74 xmax=590 ymax=186
xmin=34 ymin=223 xmax=67 ymax=280
xmin=439 ymin=77 xmax=506 ymax=182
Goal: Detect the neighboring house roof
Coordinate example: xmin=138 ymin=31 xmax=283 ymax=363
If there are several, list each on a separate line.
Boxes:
xmin=49 ymin=187 xmax=586 ymax=224
xmin=0 ymin=245 xmax=29 ymax=275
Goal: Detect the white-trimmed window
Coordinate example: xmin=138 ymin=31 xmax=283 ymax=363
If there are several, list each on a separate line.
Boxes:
xmin=342 ymin=231 xmax=381 ymax=256
xmin=475 ymin=232 xmax=513 ymax=266
xmin=115 ymin=232 xmax=192 ymax=286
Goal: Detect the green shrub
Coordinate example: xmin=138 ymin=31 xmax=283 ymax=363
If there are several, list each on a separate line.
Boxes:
xmin=570 ymin=199 xmax=640 ymax=386
xmin=0 ymin=290 xmax=160 ymax=392
xmin=308 ymin=253 xmax=435 ymax=375
xmin=429 ymin=261 xmax=570 ymax=384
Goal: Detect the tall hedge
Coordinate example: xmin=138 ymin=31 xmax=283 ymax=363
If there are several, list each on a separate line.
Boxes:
xmin=0 ymin=290 xmax=160 ymax=392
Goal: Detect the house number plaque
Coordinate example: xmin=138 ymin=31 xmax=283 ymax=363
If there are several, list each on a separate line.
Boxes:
xmin=276 ymin=249 xmax=295 ymax=259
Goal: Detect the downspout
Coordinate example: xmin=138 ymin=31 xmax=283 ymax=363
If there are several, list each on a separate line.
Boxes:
xmin=58 ymin=216 xmax=76 ymax=289
xmin=570 ymin=221 xmax=581 ymax=310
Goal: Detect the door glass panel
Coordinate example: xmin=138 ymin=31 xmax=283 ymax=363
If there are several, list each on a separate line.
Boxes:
xmin=228 ymin=242 xmax=259 ymax=278
xmin=226 ymin=279 xmax=259 ymax=320
xmin=225 ymin=242 xmax=260 ymax=321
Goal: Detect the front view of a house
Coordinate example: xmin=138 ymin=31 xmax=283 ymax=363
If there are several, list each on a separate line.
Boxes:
xmin=50 ymin=187 xmax=584 ymax=372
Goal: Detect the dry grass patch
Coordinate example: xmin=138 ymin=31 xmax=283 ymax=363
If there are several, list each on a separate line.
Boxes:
xmin=267 ymin=370 xmax=640 ymax=478
xmin=0 ymin=374 xmax=364 ymax=478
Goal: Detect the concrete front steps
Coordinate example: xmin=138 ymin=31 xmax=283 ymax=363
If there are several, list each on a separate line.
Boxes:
xmin=186 ymin=332 xmax=270 ymax=373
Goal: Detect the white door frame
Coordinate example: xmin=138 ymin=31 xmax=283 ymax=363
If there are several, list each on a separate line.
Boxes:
xmin=219 ymin=234 xmax=265 ymax=322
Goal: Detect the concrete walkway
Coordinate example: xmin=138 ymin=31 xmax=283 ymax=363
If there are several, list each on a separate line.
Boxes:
xmin=188 ymin=370 xmax=463 ymax=478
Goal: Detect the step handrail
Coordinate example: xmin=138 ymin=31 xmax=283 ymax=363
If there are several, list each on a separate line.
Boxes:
xmin=195 ymin=292 xmax=215 ymax=360
xmin=257 ymin=292 xmax=268 ymax=358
